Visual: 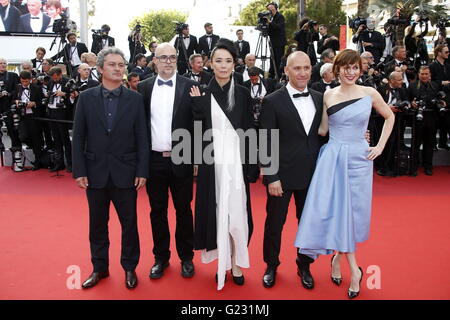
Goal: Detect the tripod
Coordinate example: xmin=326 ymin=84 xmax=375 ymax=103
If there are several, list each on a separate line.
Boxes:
xmin=255 ymin=32 xmax=279 ymax=81
xmin=176 ymin=33 xmax=191 ymax=74
xmin=50 ymin=33 xmax=72 ymax=78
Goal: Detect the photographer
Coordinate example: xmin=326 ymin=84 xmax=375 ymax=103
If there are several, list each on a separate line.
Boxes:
xmin=198 ymin=23 xmax=220 ymax=58
xmin=310 ymin=63 xmax=339 ymax=94
xmin=174 ymin=23 xmax=199 ymax=75
xmin=12 ymin=71 xmax=44 ymax=170
xmin=31 ymin=47 xmax=46 ymax=73
xmin=51 ymin=33 xmax=89 ymax=76
xmin=404 ymin=16 xmax=429 ymax=70
xmin=0 ymin=57 xmax=20 ymax=152
xmin=358 ymin=53 xmax=377 ymax=88
xmin=429 ymin=44 xmax=450 ymax=150
xmin=294 ymin=18 xmax=319 ymax=66
xmin=131 ymin=53 xmax=153 ymax=80
xmin=408 ymin=66 xmax=446 ymax=176
xmin=127 ymin=72 xmax=140 ymax=92
xmin=146 ymin=41 xmax=158 ymax=64
xmin=352 ymin=17 xmax=385 ymax=64
xmin=46 ymin=66 xmax=72 ymax=173
xmin=68 ymin=63 xmax=99 ymax=114
xmin=317 ymin=25 xmax=339 ymax=55
xmin=128 ymin=23 xmax=147 ymax=64
xmin=236 ymin=53 xmax=257 ymax=82
xmin=91 ymin=24 xmax=115 ymax=55
xmin=376 ymin=71 xmax=410 ymax=176
xmin=384 ymin=46 xmax=413 ymax=88
xmin=310 ymin=48 xmax=335 ymax=84
xmin=234 ymin=29 xmax=251 ymax=62
xmin=183 ymin=53 xmax=212 ymax=86
xmin=265 ymin=2 xmax=286 ymax=79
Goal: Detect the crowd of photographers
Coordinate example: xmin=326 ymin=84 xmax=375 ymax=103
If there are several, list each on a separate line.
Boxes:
xmin=1 ymin=1 xmax=449 ymax=177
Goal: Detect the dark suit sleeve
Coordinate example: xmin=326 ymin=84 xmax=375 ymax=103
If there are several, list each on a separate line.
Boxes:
xmin=259 ymin=96 xmax=280 ymax=185
xmin=134 ymin=95 xmax=150 ymax=178
xmin=72 ymin=91 xmax=88 ymax=178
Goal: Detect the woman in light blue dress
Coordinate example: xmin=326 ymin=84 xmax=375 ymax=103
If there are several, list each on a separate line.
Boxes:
xmin=295 ymin=49 xmax=395 ymax=299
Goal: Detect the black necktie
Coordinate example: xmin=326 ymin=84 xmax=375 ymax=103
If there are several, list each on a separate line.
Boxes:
xmin=183 ymin=36 xmax=189 ymax=39
xmin=158 ymin=79 xmax=173 ymax=87
xmin=293 ymin=92 xmax=310 ymax=98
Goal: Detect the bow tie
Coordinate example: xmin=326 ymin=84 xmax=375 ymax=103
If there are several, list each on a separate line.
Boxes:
xmin=183 ymin=36 xmax=190 ymax=39
xmin=22 ymin=87 xmax=29 ymax=91
xmin=206 ymin=35 xmax=212 ymax=37
xmin=192 ymin=73 xmax=200 ymax=77
xmin=158 ymin=79 xmax=173 ymax=87
xmin=31 ymin=17 xmax=40 ymax=20
xmin=293 ymin=92 xmax=310 ymax=98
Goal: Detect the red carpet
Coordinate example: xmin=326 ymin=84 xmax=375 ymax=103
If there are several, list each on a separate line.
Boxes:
xmin=0 ymin=166 xmax=449 ymax=300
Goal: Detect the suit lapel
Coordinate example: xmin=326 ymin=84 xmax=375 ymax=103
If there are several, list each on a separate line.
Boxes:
xmin=172 ymin=75 xmax=185 ymax=122
xmin=92 ymin=86 xmax=108 ymax=131
xmin=281 ymin=87 xmax=307 ymax=136
xmin=310 ymin=89 xmax=323 ymax=135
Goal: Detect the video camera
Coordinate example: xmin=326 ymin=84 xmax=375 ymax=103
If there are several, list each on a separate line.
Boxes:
xmin=53 ymin=12 xmax=72 ymax=35
xmin=349 ymin=17 xmax=367 ymax=31
xmin=437 ymin=17 xmax=450 ymax=32
xmin=256 ymin=11 xmax=271 ymax=35
xmin=0 ymin=81 xmax=10 ymax=98
xmin=44 ymin=92 xmax=66 ymax=109
xmin=431 ymin=91 xmax=447 ymax=114
xmin=308 ymin=20 xmax=318 ymax=31
xmin=173 ymin=21 xmax=188 ymax=35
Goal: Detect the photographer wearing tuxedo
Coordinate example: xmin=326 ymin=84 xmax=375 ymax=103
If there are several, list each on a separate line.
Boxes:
xmin=68 ymin=63 xmax=99 ymax=114
xmin=234 ymin=29 xmax=250 ymax=62
xmin=174 ymin=24 xmax=199 ymax=75
xmin=13 ymin=71 xmax=44 ymax=170
xmin=91 ymin=24 xmax=115 ymax=55
xmin=317 ymin=25 xmax=339 ymax=55
xmin=384 ymin=46 xmax=413 ymax=88
xmin=0 ymin=57 xmax=20 ymax=152
xmin=183 ymin=53 xmax=212 ymax=86
xmin=46 ymin=66 xmax=72 ymax=172
xmin=31 ymin=47 xmax=46 ymax=73
xmin=198 ymin=23 xmax=219 ymax=58
xmin=310 ymin=63 xmax=339 ymax=94
xmin=51 ymin=33 xmax=89 ymax=76
xmin=266 ymin=2 xmax=286 ymax=79
xmin=352 ymin=17 xmax=385 ymax=64
xmin=131 ymin=53 xmax=153 ymax=80
xmin=235 ymin=53 xmax=257 ymax=82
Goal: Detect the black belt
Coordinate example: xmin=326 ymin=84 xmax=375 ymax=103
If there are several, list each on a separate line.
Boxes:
xmin=152 ymin=151 xmax=172 ymax=158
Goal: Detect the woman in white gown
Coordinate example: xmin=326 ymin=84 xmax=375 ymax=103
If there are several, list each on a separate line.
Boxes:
xmin=190 ymin=39 xmax=258 ymax=290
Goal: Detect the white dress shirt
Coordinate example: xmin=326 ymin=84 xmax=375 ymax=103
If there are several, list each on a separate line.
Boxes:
xmin=242 ymin=67 xmax=250 ymax=82
xmin=30 ymin=12 xmax=43 ymax=33
xmin=70 ymin=43 xmax=82 ymax=66
xmin=151 ymin=74 xmax=177 ymax=152
xmin=250 ymin=78 xmax=267 ymax=99
xmin=20 ymin=86 xmax=33 ymax=114
xmin=286 ymin=83 xmax=316 ymax=135
xmin=183 ymin=36 xmax=190 ymax=49
xmin=395 ymin=59 xmax=409 ymax=88
xmin=48 ymin=83 xmax=62 ymax=109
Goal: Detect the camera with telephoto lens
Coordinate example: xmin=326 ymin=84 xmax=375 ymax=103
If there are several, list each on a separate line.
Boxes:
xmin=173 ymin=21 xmax=188 ymax=35
xmin=431 ymin=91 xmax=447 ymax=114
xmin=0 ymin=81 xmax=10 ymax=98
xmin=251 ymin=96 xmax=263 ymax=127
xmin=394 ymin=101 xmax=411 ymax=112
xmin=308 ymin=20 xmax=318 ymax=31
xmin=65 ymin=78 xmax=87 ymax=93
xmin=8 ymin=102 xmax=26 ymax=129
xmin=437 ymin=17 xmax=450 ymax=31
xmin=256 ymin=11 xmax=271 ymax=35
xmin=349 ymin=17 xmax=367 ymax=31
xmin=415 ymin=99 xmax=427 ymax=121
xmin=53 ymin=12 xmax=71 ymax=35
xmin=47 ymin=92 xmax=66 ymax=109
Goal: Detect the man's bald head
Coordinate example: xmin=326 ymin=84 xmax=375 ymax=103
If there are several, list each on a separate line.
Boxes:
xmin=389 ymin=71 xmax=403 ymax=81
xmin=285 ymin=51 xmax=312 ymax=91
xmin=286 ymin=51 xmax=311 ymax=68
xmin=154 ymin=43 xmax=177 ymax=79
xmin=155 ymin=43 xmax=176 ymax=56
xmin=245 ymin=53 xmax=256 ymax=67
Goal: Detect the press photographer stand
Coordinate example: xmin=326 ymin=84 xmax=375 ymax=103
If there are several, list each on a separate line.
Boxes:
xmin=255 ymin=32 xmax=278 ymax=81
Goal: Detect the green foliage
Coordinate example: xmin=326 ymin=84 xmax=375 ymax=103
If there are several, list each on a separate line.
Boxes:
xmin=129 ymin=10 xmax=188 ymax=45
xmin=305 ymin=0 xmax=346 ymax=37
xmin=234 ymin=0 xmax=267 ymax=26
xmin=375 ymin=0 xmax=448 ymax=25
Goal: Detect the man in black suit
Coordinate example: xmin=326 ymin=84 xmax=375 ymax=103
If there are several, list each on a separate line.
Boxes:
xmin=173 ymin=24 xmax=198 ymax=75
xmin=384 ymin=46 xmax=412 ymax=88
xmin=317 ymin=25 xmax=340 ymax=55
xmin=131 ymin=53 xmax=152 ymax=80
xmin=73 ymin=47 xmax=149 ymax=290
xmin=310 ymin=48 xmax=336 ymax=84
xmin=68 ymin=63 xmax=99 ymax=115
xmin=137 ymin=43 xmax=196 ymax=280
xmin=12 ymin=70 xmax=43 ymax=170
xmin=310 ymin=62 xmax=339 ymax=94
xmin=0 ymin=0 xmax=21 ymax=32
xmin=266 ymin=2 xmax=286 ymax=80
xmin=51 ymin=33 xmax=89 ymax=76
xmin=243 ymin=66 xmax=276 ymax=97
xmin=46 ymin=66 xmax=72 ymax=172
xmin=91 ymin=24 xmax=115 ymax=55
xmin=198 ymin=22 xmax=219 ymax=57
xmin=183 ymin=53 xmax=212 ymax=86
xmin=234 ymin=29 xmax=250 ymax=62
xmin=260 ymin=51 xmax=323 ymax=290
xmin=31 ymin=47 xmax=46 ymax=73
xmin=352 ymin=17 xmax=385 ymax=64
xmin=236 ymin=53 xmax=257 ymax=82
xmin=19 ymin=0 xmax=50 ymax=33
xmin=376 ymin=71 xmax=410 ymax=176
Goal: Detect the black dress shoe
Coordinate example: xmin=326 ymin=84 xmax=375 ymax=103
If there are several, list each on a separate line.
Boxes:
xmin=330 ymin=254 xmax=342 ymax=286
xmin=262 ymin=267 xmax=277 ymax=288
xmin=181 ymin=260 xmax=195 ymax=278
xmin=66 ymin=165 xmax=72 ymax=173
xmin=410 ymin=170 xmax=418 ymax=177
xmin=348 ymin=267 xmax=363 ymax=299
xmin=81 ymin=271 xmax=110 ymax=289
xmin=297 ymin=266 xmax=315 ymax=290
xmin=232 ymin=273 xmax=245 ymax=286
xmin=376 ymin=169 xmax=387 ymax=176
xmin=149 ymin=261 xmax=169 ymax=279
xmin=125 ymin=271 xmax=138 ymax=289
xmin=438 ymin=144 xmax=450 ymax=150
xmin=425 ymin=169 xmax=433 ymax=176
xmin=31 ymin=162 xmax=42 ymax=171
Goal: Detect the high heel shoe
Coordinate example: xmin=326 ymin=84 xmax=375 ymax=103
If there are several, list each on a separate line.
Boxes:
xmin=232 ymin=271 xmax=245 ymax=286
xmin=348 ymin=267 xmax=363 ymax=299
xmin=330 ymin=254 xmax=342 ymax=286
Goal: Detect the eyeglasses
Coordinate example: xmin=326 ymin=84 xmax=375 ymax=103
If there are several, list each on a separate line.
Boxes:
xmin=156 ymin=55 xmax=177 ymax=63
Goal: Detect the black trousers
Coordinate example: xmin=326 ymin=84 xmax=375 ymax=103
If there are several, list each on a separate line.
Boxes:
xmin=413 ymin=116 xmax=436 ymax=170
xmin=47 ymin=108 xmax=72 ymax=166
xmin=263 ymin=187 xmax=314 ymax=268
xmin=146 ymin=152 xmax=194 ymax=262
xmin=269 ymin=45 xmax=284 ymax=80
xmin=437 ymin=112 xmax=450 ymax=146
xmin=86 ymin=178 xmax=140 ymax=272
xmin=22 ymin=115 xmax=43 ymax=161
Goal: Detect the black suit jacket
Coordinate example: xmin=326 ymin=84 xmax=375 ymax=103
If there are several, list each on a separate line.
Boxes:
xmin=0 ymin=71 xmax=20 ymax=113
xmin=19 ymin=13 xmax=50 ymax=33
xmin=310 ymin=80 xmax=340 ymax=94
xmin=72 ymin=86 xmax=150 ymax=188
xmin=233 ymin=72 xmax=244 ymax=85
xmin=137 ymin=75 xmax=197 ymax=178
xmin=260 ymin=86 xmax=323 ymax=190
xmin=13 ymin=83 xmax=43 ymax=115
xmin=352 ymin=30 xmax=385 ymax=63
xmin=234 ymin=40 xmax=250 ymax=61
xmin=1 ymin=4 xmax=21 ymax=32
xmin=91 ymin=36 xmax=115 ymax=55
xmin=317 ymin=34 xmax=340 ymax=54
xmin=131 ymin=66 xmax=153 ymax=81
xmin=268 ymin=11 xmax=287 ymax=48
xmin=378 ymin=84 xmax=409 ymax=104
xmin=198 ymin=34 xmax=220 ymax=57
xmin=51 ymin=42 xmax=89 ymax=65
xmin=182 ymin=70 xmax=213 ymax=86
xmin=174 ymin=35 xmax=199 ymax=62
